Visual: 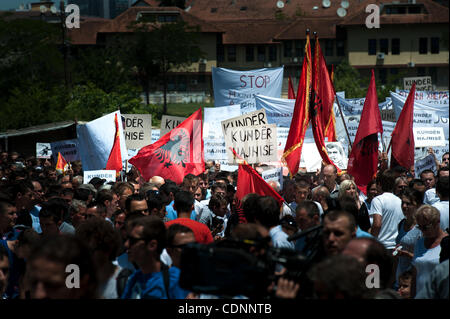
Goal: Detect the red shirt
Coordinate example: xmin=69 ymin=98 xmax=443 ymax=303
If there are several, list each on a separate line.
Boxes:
xmin=165 ymin=218 xmax=213 ymax=244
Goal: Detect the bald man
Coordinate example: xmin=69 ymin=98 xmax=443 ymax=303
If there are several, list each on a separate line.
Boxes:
xmin=149 ymin=176 xmax=165 ymax=188
xmin=313 ymin=165 xmax=340 ymax=199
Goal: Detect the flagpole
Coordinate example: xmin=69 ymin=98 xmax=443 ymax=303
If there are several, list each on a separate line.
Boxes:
xmin=334 ymin=93 xmax=353 ymax=152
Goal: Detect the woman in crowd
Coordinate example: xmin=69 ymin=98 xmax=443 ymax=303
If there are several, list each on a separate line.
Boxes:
xmin=338 ymin=179 xmax=371 ymax=232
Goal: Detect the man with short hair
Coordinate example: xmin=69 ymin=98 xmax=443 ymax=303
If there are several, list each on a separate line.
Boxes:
xmin=369 ymin=170 xmax=404 ymax=251
xmin=121 ymin=216 xmax=190 ymax=299
xmin=165 ymin=191 xmax=213 ymax=245
xmin=197 ymin=182 xmax=228 ymax=222
xmin=39 ymin=198 xmax=75 ymax=236
xmin=313 ymin=164 xmax=340 ymax=199
xmin=0 ymin=198 xmax=17 ymax=239
xmin=85 ymin=202 xmax=107 ymax=219
xmin=96 ymin=189 xmax=120 ymax=225
xmin=294 ymin=201 xmax=321 ymax=254
xmin=165 ymin=224 xmax=196 ymax=268
xmin=322 ymin=210 xmax=357 ymax=256
xmin=125 ymin=194 xmax=149 ymax=216
xmin=441 ymin=152 xmax=449 ymax=169
xmin=421 ymin=169 xmax=439 ymax=205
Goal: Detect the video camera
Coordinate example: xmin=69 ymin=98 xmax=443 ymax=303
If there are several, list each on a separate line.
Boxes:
xmin=179 ymin=237 xmax=311 ymax=298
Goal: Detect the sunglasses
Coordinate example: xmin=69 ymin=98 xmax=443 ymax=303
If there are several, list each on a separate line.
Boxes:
xmin=126 ymin=236 xmax=145 ymax=246
xmin=130 ymin=208 xmax=149 ymax=215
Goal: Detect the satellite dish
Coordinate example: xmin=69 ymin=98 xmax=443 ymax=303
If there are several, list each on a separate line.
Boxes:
xmin=50 ymin=6 xmax=57 ymax=14
xmin=40 ymin=5 xmax=47 ymax=13
xmin=276 ymin=1 xmax=285 ymax=9
xmin=337 ymin=7 xmax=347 ymax=17
xmin=341 ymin=0 xmax=350 ymax=9
xmin=313 ymin=6 xmax=319 ymax=10
xmin=322 ymin=0 xmax=331 ymax=8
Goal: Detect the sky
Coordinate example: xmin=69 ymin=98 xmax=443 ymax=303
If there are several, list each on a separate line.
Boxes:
xmin=0 ymin=0 xmax=69 ymax=11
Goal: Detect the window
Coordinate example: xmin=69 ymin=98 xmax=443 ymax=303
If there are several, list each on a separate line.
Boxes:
xmin=431 ymin=37 xmax=439 ymax=54
xmin=284 ymin=41 xmax=293 ymax=58
xmin=368 ymin=39 xmax=377 ymax=55
xmin=217 ymin=44 xmax=224 ymax=62
xmin=295 ymin=40 xmax=304 ymax=57
xmin=257 ymin=45 xmax=265 ymax=62
xmin=336 ymin=40 xmax=345 ymax=56
xmin=379 ymin=39 xmax=388 ymax=55
xmin=269 ymin=46 xmax=277 ymax=62
xmin=325 ymin=40 xmax=334 ymax=56
xmin=379 ymin=68 xmax=387 ymax=84
xmin=157 ymin=14 xmax=178 ymax=22
xmin=419 ymin=38 xmax=428 ymax=54
xmin=417 ymin=67 xmax=426 ymax=76
xmin=391 ymin=39 xmax=400 ymax=55
xmin=246 ymin=45 xmax=254 ymax=62
xmin=227 ymin=45 xmax=236 ymax=62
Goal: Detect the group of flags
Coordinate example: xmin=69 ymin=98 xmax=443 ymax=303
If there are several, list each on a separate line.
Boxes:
xmin=70 ymin=32 xmax=417 ymax=205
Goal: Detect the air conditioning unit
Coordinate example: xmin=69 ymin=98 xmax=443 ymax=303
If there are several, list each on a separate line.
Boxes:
xmin=199 ymin=59 xmax=207 ymax=64
xmin=377 ymin=52 xmax=385 ymax=60
xmin=407 ymin=61 xmax=415 ymax=68
xmin=264 ymin=62 xmax=272 ymax=68
xmin=191 ymin=79 xmax=198 ymax=85
xmin=292 ymin=57 xmax=299 ymax=63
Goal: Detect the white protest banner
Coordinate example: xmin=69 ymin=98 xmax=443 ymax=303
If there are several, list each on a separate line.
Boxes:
xmin=121 ymin=114 xmax=152 ymax=150
xmin=413 ymin=127 xmax=446 ymax=148
xmin=83 ymin=170 xmax=117 ymax=184
xmin=395 ymin=90 xmax=449 ymax=107
xmin=151 ymin=129 xmax=160 ymax=144
xmin=160 ymin=115 xmax=187 ymax=136
xmin=212 ymin=66 xmax=283 ymax=107
xmin=261 ymin=167 xmax=284 ymax=190
xmin=414 ymin=154 xmax=437 ymax=178
xmin=36 ymin=143 xmax=52 ymax=159
xmin=391 ymin=91 xmax=449 ymax=138
xmin=299 ymin=143 xmax=322 ymax=172
xmin=254 ymin=94 xmax=294 ymax=127
xmin=204 ymin=105 xmax=242 ymax=161
xmin=77 ymin=110 xmax=128 ymax=171
xmin=50 ymin=139 xmax=80 ymax=162
xmin=224 ymin=124 xmax=278 ymax=164
xmin=403 ymin=76 xmax=432 ymax=91
xmin=221 ymin=109 xmax=267 ymax=135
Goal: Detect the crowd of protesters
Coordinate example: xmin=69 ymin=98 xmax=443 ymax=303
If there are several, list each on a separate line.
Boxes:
xmin=0 ymin=149 xmax=448 ymax=299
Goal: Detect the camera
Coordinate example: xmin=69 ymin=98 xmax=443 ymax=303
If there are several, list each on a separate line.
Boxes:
xmin=179 ymin=238 xmax=310 ymax=298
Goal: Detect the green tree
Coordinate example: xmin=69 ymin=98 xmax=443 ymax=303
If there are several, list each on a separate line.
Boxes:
xmin=333 ymin=60 xmax=367 ymax=98
xmin=126 ymin=19 xmax=204 ymax=114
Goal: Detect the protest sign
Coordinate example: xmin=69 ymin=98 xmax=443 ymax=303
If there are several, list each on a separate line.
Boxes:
xmin=413 ymin=127 xmax=446 ymax=148
xmin=83 ymin=170 xmax=117 ymax=184
xmin=261 ymin=167 xmax=284 ymax=190
xmin=204 ymin=105 xmax=242 ymax=161
xmin=77 ymin=110 xmax=128 ymax=171
xmin=224 ymin=124 xmax=278 ymax=164
xmin=414 ymin=154 xmax=437 ymax=178
xmin=36 ymin=143 xmax=52 ymax=159
xmin=325 ymin=142 xmax=348 ymax=170
xmin=390 ymin=91 xmax=449 ymax=139
xmin=254 ymin=94 xmax=294 ymax=127
xmin=212 ymin=66 xmax=283 ymax=107
xmin=160 ymin=115 xmax=187 ymax=136
xmin=403 ymin=76 xmax=432 ymax=91
xmin=50 ymin=139 xmax=80 ymax=162
xmin=221 ymin=109 xmax=267 ymax=135
xmin=121 ymin=114 xmax=152 ymax=150
xmin=151 ymin=129 xmax=160 ymax=144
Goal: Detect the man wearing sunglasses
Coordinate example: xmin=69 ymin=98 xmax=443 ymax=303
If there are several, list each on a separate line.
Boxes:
xmin=121 ymin=216 xmax=189 ymax=299
xmin=125 ymin=194 xmax=150 ymax=217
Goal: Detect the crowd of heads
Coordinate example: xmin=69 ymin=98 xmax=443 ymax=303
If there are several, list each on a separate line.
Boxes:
xmin=0 ymin=151 xmax=448 ymax=299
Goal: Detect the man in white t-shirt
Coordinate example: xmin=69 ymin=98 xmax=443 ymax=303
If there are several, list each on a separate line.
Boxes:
xmin=432 ymin=176 xmax=449 ymax=232
xmin=369 ymin=169 xmax=404 ymax=250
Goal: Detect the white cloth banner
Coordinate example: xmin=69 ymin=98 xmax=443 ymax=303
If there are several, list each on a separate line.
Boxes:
xmin=390 ymin=91 xmax=449 ymax=139
xmin=50 ymin=139 xmax=80 ymax=163
xmin=395 ymin=90 xmax=449 ymax=107
xmin=254 ymin=94 xmax=294 ymax=127
xmin=77 ymin=110 xmax=128 ymax=171
xmin=212 ymin=66 xmax=284 ymax=107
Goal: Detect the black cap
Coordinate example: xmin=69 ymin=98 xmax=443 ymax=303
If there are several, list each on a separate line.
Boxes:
xmin=89 ymin=177 xmax=106 ymax=187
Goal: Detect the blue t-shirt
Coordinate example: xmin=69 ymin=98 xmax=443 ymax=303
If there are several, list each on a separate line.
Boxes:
xmin=165 ymin=200 xmax=196 ymax=221
xmin=121 ymin=266 xmax=190 ymax=299
xmin=0 ymin=240 xmax=23 ymax=299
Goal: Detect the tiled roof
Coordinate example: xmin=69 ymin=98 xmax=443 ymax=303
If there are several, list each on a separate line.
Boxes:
xmin=67 ymin=17 xmax=109 ymax=45
xmin=340 ymin=0 xmax=449 ymax=25
xmin=274 ymin=17 xmax=339 ymax=40
xmin=218 ymin=21 xmax=289 ymax=44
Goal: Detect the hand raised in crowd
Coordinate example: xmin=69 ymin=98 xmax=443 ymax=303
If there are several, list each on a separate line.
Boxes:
xmin=275 ymin=277 xmax=300 ymax=299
